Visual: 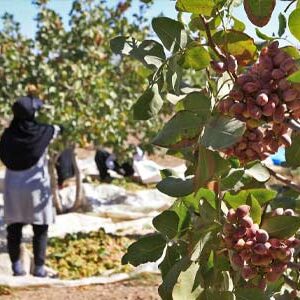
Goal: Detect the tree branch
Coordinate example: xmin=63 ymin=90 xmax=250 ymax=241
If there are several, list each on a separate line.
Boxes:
xmin=199 ymin=15 xmax=237 ymax=81
xmin=265 ymin=165 xmax=300 ymax=193
xmin=288 ymin=262 xmax=300 ymax=270
xmin=199 ymin=15 xmax=226 ymax=62
xmin=284 ymin=0 xmax=297 ymax=13
xmin=287 ymin=119 xmax=300 ymax=132
xmin=283 ymin=274 xmax=298 ymax=290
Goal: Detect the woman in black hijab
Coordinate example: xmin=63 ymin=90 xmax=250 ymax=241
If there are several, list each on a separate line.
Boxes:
xmin=0 ymin=96 xmax=61 ymax=277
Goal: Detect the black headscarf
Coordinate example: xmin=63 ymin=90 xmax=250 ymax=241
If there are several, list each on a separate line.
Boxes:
xmin=0 ymin=96 xmax=55 ymax=170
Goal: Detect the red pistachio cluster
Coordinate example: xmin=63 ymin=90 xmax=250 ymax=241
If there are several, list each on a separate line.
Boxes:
xmin=222 ymin=205 xmax=300 ymax=290
xmin=217 ymin=41 xmax=300 ymax=163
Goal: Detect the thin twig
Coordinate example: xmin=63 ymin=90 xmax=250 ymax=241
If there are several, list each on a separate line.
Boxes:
xmin=265 ymin=165 xmax=300 ymax=193
xmin=284 ymin=0 xmax=297 ymax=13
xmin=283 ymin=274 xmax=298 ymax=290
xmin=287 ymin=119 xmax=300 ymax=132
xmin=199 ymin=14 xmax=226 ymax=62
xmin=199 ymin=14 xmax=237 ymax=81
xmin=288 ymin=262 xmax=300 ymax=270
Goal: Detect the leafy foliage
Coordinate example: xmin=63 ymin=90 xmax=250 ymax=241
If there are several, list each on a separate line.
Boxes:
xmin=115 ymin=0 xmax=300 ymax=296
xmin=0 ymin=1 xmax=159 ymax=157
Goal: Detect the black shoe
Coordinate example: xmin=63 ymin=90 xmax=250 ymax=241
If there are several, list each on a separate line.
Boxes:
xmin=12 ymin=261 xmax=26 ymax=276
xmin=13 ymin=270 xmax=26 ymax=276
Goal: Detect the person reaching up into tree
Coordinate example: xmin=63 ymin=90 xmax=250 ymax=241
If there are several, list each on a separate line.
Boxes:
xmin=0 ymin=96 xmax=61 ymax=277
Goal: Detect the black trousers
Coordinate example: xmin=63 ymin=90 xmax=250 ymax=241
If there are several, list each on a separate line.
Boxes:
xmin=7 ymin=223 xmax=48 ymax=266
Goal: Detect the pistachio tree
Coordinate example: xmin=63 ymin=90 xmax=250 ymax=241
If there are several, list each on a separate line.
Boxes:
xmin=111 ymin=0 xmax=300 ymax=298
xmin=0 ymin=0 xmax=157 ymax=212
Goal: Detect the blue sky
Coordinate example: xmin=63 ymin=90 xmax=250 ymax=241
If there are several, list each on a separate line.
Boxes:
xmin=0 ymin=0 xmax=298 ymax=47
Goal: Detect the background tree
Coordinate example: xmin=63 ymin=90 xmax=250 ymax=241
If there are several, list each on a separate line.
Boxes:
xmin=0 ymin=0 xmax=161 ymax=212
xmin=112 ymin=0 xmax=300 ymax=298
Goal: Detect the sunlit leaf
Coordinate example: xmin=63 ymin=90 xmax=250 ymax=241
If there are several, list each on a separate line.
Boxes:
xmin=288 ymin=8 xmax=300 ymax=41
xmin=255 ymin=28 xmax=274 ymax=41
xmin=176 ymin=0 xmax=216 ymax=16
xmin=247 ymin=194 xmax=262 ymax=224
xmin=287 ymin=70 xmax=300 ymax=83
xmin=181 ymin=46 xmax=210 ymax=70
xmin=213 ymin=30 xmax=257 ymax=66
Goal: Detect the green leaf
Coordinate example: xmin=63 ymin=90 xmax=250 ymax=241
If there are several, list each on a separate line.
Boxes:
xmin=110 ymin=37 xmax=165 ymax=68
xmin=176 ymin=0 xmax=215 ymax=16
xmin=287 ymin=69 xmax=300 ymax=83
xmin=122 ymin=233 xmax=166 ymax=266
xmin=213 ymin=30 xmax=257 ymax=65
xmin=191 ymin=232 xmax=214 ymax=261
xmin=199 ymin=290 xmax=235 ymax=300
xmin=152 ymin=110 xmax=204 ymax=149
xmin=245 ymin=162 xmax=270 ymax=182
xmin=159 ymin=256 xmax=191 ymax=300
xmin=282 ymin=46 xmax=300 ymax=59
xmin=196 ymin=188 xmax=216 ymax=209
xmin=243 ymin=0 xmax=275 ymax=27
xmin=189 ymin=14 xmax=221 ymax=32
xmin=286 ymin=133 xmax=300 ymax=167
xmin=261 ymin=215 xmax=300 ymax=238
xmin=232 ymin=17 xmax=245 ymax=32
xmin=181 ymin=46 xmax=210 ymax=70
xmin=166 ymin=54 xmax=183 ymax=95
xmin=271 ymin=189 xmax=300 ymax=211
xmin=182 ymin=194 xmax=200 ymax=212
xmin=176 ymin=92 xmax=211 ymax=121
xmin=132 ymin=84 xmax=163 ymax=120
xmin=200 ymin=115 xmax=246 ymax=150
xmin=235 ymin=288 xmax=269 ymax=300
xmin=159 ymin=244 xmax=184 ymax=279
xmin=172 ymin=261 xmax=203 ymax=300
xmin=157 ymin=177 xmax=194 ymax=197
xmin=221 ymin=169 xmax=244 ymax=190
xmin=152 ymin=17 xmax=188 ymax=52
xmin=255 ymin=28 xmax=274 ymax=41
xmin=171 ymin=199 xmax=191 ymax=233
xmin=194 ymin=145 xmax=230 ymax=190
xmin=247 ymin=195 xmax=262 ymax=224
xmin=224 ymin=188 xmax=277 ymax=209
xmin=288 ymin=8 xmax=300 ymax=41
xmin=278 ymin=13 xmax=287 ymax=37
xmin=153 ymin=210 xmax=180 ymax=239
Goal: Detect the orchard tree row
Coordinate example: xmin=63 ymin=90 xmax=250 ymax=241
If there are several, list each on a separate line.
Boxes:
xmin=0 ymin=0 xmax=162 ymax=211
xmin=111 ymin=0 xmax=300 ymax=298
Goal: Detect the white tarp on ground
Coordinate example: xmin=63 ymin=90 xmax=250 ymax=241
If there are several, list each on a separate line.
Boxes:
xmin=0 ymin=182 xmax=173 ymax=286
xmin=59 ymin=183 xmax=173 ymax=220
xmin=0 ymin=263 xmax=159 ymax=288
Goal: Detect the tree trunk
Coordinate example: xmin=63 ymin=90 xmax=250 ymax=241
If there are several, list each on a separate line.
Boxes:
xmin=49 ymin=154 xmax=64 ymax=214
xmin=70 ymin=146 xmax=87 ymax=212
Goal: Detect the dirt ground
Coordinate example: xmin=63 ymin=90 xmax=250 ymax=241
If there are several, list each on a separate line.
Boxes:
xmin=0 ymin=276 xmax=161 ymax=300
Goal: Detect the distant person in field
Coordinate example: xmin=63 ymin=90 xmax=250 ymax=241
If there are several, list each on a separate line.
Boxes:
xmin=0 ymin=96 xmax=61 ymax=277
